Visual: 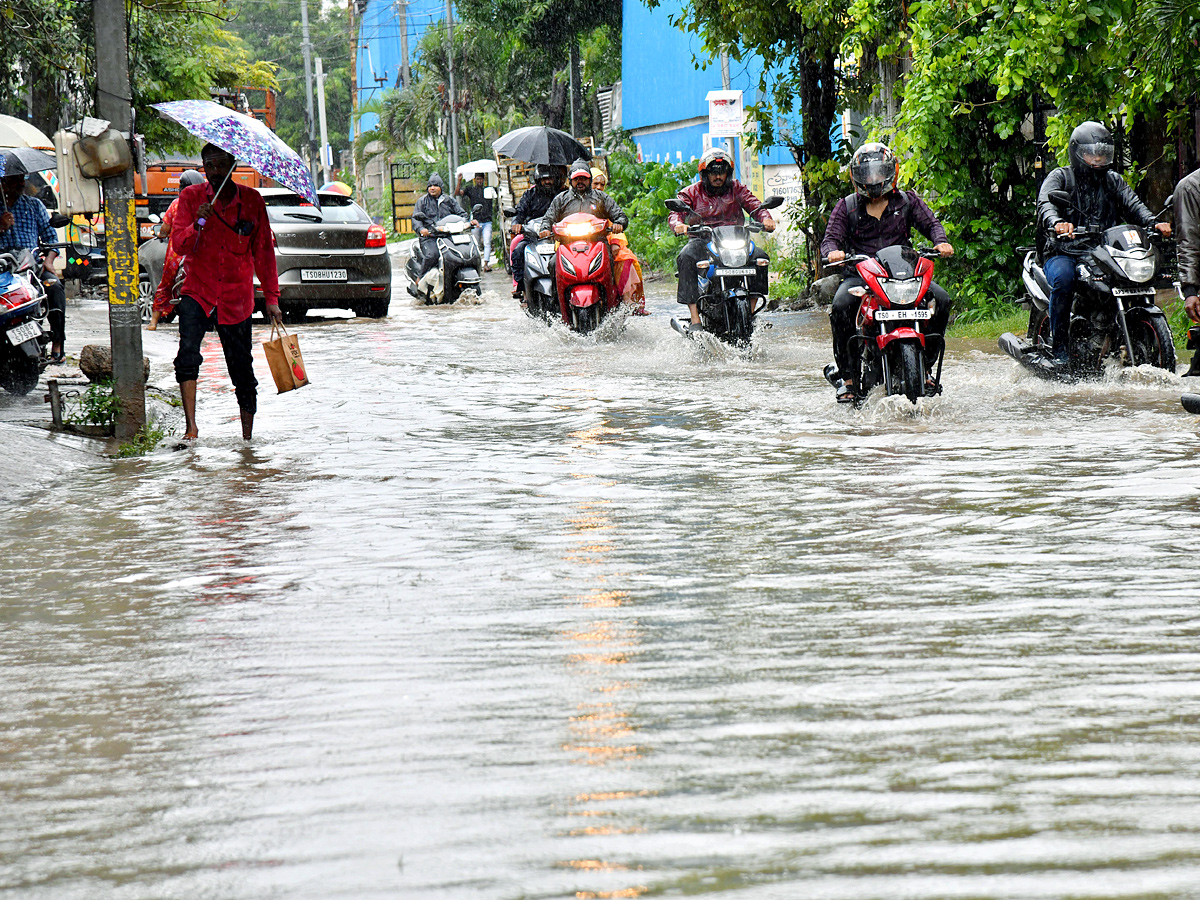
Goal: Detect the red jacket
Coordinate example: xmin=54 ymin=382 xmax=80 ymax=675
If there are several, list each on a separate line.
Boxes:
xmin=170 ymin=183 xmax=279 ymax=323
xmin=668 ymin=179 xmax=770 ymax=230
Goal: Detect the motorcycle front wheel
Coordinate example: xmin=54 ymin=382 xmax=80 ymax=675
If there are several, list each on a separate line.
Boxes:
xmin=888 ymin=342 xmax=924 ymax=404
xmin=571 ymin=304 xmax=603 ymax=335
xmin=1126 ymin=315 xmax=1177 ymax=371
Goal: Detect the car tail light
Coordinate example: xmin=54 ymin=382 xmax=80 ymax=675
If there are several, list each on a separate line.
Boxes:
xmin=365 ymin=225 xmax=387 ymax=248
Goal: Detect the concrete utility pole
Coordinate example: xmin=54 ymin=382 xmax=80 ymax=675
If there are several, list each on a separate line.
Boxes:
xmin=316 ymin=57 xmax=332 ymax=184
xmin=301 ymin=0 xmax=318 ymax=179
xmin=397 ymin=0 xmax=410 ymax=89
xmin=569 ymin=37 xmax=582 ymax=138
xmin=349 ymin=0 xmax=359 ymax=184
xmin=446 ymin=0 xmax=459 ymax=182
xmin=93 ymin=0 xmax=146 ymax=439
xmin=720 ymin=47 xmax=736 ymax=162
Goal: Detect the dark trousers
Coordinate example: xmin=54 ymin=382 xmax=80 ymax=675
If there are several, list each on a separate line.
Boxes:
xmin=417 ymin=236 xmax=440 ymax=277
xmin=510 ymin=236 xmax=530 ymax=287
xmin=173 ymin=296 xmax=258 ymax=414
xmin=675 ymin=237 xmax=769 ymax=305
xmin=830 ymin=275 xmax=951 ymax=380
xmin=42 ymin=269 xmax=66 ymax=345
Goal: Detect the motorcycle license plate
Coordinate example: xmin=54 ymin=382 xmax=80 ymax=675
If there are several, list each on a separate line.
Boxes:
xmin=1111 ymin=287 xmax=1153 ymax=297
xmin=714 ymin=267 xmax=756 ymax=277
xmin=301 ymin=269 xmax=347 ymax=281
xmin=6 ymin=320 xmax=42 ymax=346
xmin=536 ymin=242 xmax=556 ymax=254
xmin=875 ymin=308 xmax=933 ymax=321
xmin=452 ymin=234 xmax=473 ymax=245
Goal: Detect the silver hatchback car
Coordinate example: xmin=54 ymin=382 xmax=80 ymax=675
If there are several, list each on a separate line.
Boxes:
xmin=254 ymin=188 xmax=392 ymax=321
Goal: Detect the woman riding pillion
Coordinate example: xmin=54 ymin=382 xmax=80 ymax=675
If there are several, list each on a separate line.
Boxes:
xmin=822 ymin=142 xmax=954 ymax=403
xmin=670 ymin=148 xmax=775 ymax=328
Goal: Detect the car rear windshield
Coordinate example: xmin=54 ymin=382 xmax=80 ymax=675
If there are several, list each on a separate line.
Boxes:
xmin=263 ymin=194 xmax=372 ymax=225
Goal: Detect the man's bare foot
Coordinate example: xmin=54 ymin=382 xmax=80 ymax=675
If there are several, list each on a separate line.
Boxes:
xmin=183 ymin=430 xmax=198 ymax=440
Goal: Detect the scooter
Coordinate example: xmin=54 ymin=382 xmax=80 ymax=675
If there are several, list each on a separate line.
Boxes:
xmin=823 ymin=245 xmax=946 ymax=405
xmin=0 ymin=248 xmax=50 ymax=396
xmin=405 ymin=205 xmax=484 ymax=304
xmin=664 ymin=196 xmax=784 ymax=345
xmin=552 ymin=213 xmax=620 ymax=334
xmin=998 ymin=190 xmax=1175 ymax=379
xmin=520 ymin=226 xmax=559 ymax=322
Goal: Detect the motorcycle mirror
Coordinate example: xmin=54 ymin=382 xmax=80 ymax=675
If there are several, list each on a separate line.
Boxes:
xmin=664 ymin=199 xmax=692 ymax=214
xmin=1048 ymin=190 xmax=1073 ymax=207
xmin=760 ymin=196 xmax=785 ymax=210
xmin=48 ymin=213 xmax=70 ymax=229
xmin=149 ymin=213 xmax=161 ymax=224
xmin=471 ymin=203 xmax=484 ymax=217
xmin=502 ymin=207 xmax=517 ymax=217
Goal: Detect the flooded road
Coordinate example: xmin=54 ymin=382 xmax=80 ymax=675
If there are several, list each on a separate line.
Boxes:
xmin=3 ymin=272 xmax=1200 ymax=899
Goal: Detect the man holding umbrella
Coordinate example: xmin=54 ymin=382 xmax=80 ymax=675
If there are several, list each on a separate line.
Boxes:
xmin=0 ymin=156 xmax=67 ymax=363
xmin=169 ymin=143 xmax=281 ymax=441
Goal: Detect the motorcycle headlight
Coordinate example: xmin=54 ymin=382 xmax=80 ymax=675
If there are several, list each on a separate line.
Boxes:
xmin=879 ymin=277 xmax=923 ymax=306
xmin=718 ymin=247 xmax=748 ymax=267
xmin=1113 ymin=249 xmax=1156 ymax=284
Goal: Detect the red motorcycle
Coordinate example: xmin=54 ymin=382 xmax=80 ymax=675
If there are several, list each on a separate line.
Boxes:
xmin=552 ymin=213 xmax=620 ymax=334
xmin=824 ymin=245 xmax=945 ymax=404
xmin=0 ymin=249 xmax=49 ymax=396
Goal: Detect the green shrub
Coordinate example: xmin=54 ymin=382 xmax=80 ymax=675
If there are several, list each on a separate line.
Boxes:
xmin=605 ymin=149 xmax=695 ymax=272
xmin=66 ymin=378 xmax=120 ymax=428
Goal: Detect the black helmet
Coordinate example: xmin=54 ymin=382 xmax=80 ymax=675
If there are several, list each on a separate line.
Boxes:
xmin=849 ymin=142 xmax=898 ymax=200
xmin=1068 ymin=121 xmax=1114 ymax=173
xmin=534 ymin=163 xmax=555 ymax=192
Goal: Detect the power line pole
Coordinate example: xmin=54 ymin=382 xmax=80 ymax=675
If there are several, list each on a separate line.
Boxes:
xmin=93 ymin=0 xmax=146 ymax=439
xmin=569 ymin=36 xmax=581 ymax=138
xmin=349 ymin=0 xmax=359 ymax=184
xmin=301 ymin=0 xmax=317 ymax=179
xmin=316 ymin=57 xmax=331 ymax=184
xmin=397 ymin=0 xmax=410 ymax=89
xmin=446 ymin=0 xmax=459 ymax=182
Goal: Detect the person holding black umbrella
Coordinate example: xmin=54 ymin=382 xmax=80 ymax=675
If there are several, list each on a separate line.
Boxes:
xmin=0 ymin=165 xmax=66 ymax=363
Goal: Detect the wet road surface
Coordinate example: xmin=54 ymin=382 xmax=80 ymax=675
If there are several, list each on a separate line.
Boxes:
xmin=2 ymin=269 xmax=1200 ymax=899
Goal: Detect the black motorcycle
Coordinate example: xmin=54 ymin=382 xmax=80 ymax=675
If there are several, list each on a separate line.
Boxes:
xmin=405 ymin=205 xmax=484 ymax=304
xmin=664 ymin=196 xmax=784 ymax=345
xmin=999 ymin=190 xmax=1175 ymax=378
xmin=519 ymin=226 xmax=559 ymax=321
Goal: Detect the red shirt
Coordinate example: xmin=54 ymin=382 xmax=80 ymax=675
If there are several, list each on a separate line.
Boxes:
xmin=667 ymin=179 xmax=771 ymax=230
xmin=170 ymin=183 xmax=280 ymax=323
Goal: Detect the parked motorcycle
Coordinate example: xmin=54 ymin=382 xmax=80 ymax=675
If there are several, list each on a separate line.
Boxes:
xmin=998 ymin=190 xmax=1175 ymax=378
xmin=551 ymin=213 xmax=620 ymax=334
xmin=663 ymin=195 xmax=784 ymax=345
xmin=822 ymin=245 xmax=946 ymax=405
xmin=405 ymin=206 xmax=483 ymax=304
xmin=0 ymin=249 xmax=50 ymax=396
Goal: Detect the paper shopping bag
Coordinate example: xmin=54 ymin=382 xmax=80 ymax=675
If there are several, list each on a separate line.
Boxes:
xmin=263 ymin=323 xmax=310 ymax=393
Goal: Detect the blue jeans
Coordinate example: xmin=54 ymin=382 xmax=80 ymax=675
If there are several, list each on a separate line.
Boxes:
xmin=1043 ymin=255 xmax=1076 ymax=355
xmin=474 ymin=221 xmax=493 ymax=265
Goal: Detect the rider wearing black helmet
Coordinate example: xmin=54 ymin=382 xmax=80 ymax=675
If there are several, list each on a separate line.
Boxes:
xmin=1037 ymin=121 xmax=1170 ymax=364
xmin=821 ymin=142 xmax=954 ymax=402
xmin=508 ymin=164 xmax=561 ymax=298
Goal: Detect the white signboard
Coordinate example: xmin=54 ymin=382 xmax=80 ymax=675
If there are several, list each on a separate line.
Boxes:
xmin=706 ymin=90 xmax=744 ymax=138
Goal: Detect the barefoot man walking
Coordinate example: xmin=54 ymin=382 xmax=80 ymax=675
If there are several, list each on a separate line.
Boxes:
xmin=170 ymin=144 xmax=281 ymax=440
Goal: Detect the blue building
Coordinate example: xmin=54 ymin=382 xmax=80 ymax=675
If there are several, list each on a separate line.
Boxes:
xmin=356 ymin=0 xmax=448 ymax=133
xmin=620 ymin=0 xmax=797 ymax=177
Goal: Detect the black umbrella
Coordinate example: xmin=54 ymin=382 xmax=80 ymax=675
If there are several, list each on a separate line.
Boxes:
xmin=0 ymin=146 xmax=57 ymax=178
xmin=492 ymin=126 xmax=591 ymax=166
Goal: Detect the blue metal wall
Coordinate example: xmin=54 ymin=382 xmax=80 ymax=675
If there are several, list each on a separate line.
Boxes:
xmin=356 ymin=0 xmax=447 ymax=133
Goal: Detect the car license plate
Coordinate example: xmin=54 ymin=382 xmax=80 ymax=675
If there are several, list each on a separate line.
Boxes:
xmin=715 ymin=267 xmax=755 ymax=277
xmin=6 ymin=320 xmax=42 ymax=346
xmin=1111 ymin=287 xmax=1153 ymax=297
xmin=452 ymin=234 xmax=473 ymax=245
xmin=875 ymin=308 xmax=933 ymax=321
xmin=301 ymin=269 xmax=347 ymax=281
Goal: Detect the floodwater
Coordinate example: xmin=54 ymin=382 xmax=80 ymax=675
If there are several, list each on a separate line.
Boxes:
xmin=3 ymin=272 xmax=1200 ymax=899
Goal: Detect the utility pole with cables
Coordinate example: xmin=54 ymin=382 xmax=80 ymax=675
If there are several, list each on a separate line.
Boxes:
xmin=446 ymin=0 xmax=459 ymax=183
xmin=397 ymin=0 xmax=411 ymax=89
xmin=349 ymin=0 xmax=359 ymax=184
xmin=301 ymin=0 xmax=318 ymax=179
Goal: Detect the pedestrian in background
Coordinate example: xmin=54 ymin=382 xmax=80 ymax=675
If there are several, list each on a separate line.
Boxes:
xmin=148 ymin=169 xmax=205 ymax=330
xmin=0 ymin=172 xmax=66 ymax=363
xmin=169 ymin=144 xmax=281 ymax=441
xmin=1174 ymin=166 xmax=1200 ymax=376
xmin=457 ymin=171 xmax=495 ymax=272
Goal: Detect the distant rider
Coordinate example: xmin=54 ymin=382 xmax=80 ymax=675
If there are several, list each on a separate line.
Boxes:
xmin=668 ymin=147 xmax=775 ymax=328
xmin=537 ymin=160 xmax=628 ymax=237
xmin=821 ymin=142 xmax=953 ymax=402
xmin=1174 ymin=163 xmax=1200 ymax=375
xmin=508 ymin=164 xmax=560 ymax=299
xmin=1037 ymin=121 xmax=1169 ymax=365
xmin=457 ymin=170 xmax=495 ymax=272
xmin=0 ymin=171 xmax=66 ymax=363
xmin=410 ymin=173 xmax=473 ymax=292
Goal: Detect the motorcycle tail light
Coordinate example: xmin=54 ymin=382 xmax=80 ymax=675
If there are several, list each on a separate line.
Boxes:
xmin=365 ymin=225 xmax=388 ymax=248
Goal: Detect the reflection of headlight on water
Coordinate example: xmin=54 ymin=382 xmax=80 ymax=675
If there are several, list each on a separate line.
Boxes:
xmin=880 ymin=277 xmax=922 ymax=305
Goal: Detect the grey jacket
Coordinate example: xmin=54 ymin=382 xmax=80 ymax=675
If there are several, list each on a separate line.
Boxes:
xmin=1037 ymin=166 xmax=1155 ymax=258
xmin=537 ymin=188 xmax=628 ymax=234
xmin=412 ymin=192 xmax=468 ymax=233
xmin=1174 ymin=168 xmax=1200 ymax=297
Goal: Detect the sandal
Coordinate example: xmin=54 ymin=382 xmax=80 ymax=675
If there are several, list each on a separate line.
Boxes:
xmin=836 ymin=382 xmax=857 ymax=403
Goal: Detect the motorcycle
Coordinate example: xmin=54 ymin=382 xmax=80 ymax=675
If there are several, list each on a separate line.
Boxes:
xmin=822 ymin=245 xmax=946 ymax=405
xmin=405 ymin=205 xmax=484 ymax=305
xmin=998 ymin=190 xmax=1175 ymax=379
xmin=520 ymin=226 xmax=559 ymax=322
xmin=551 ymin=213 xmax=621 ymax=334
xmin=0 ymin=248 xmax=50 ymax=396
xmin=663 ymin=195 xmax=784 ymax=345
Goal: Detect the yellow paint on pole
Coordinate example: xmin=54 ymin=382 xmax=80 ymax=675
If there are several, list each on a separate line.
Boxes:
xmin=105 ymin=196 xmax=137 ymax=307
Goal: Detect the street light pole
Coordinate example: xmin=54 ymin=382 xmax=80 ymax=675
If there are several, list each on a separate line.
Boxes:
xmin=446 ymin=0 xmax=459 ymax=184
xmin=93 ymin=0 xmax=145 ymax=439
xmin=316 ymin=57 xmax=332 ymax=184
xmin=301 ymin=0 xmax=318 ymax=178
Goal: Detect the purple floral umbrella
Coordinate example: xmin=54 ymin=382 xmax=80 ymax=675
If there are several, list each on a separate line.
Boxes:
xmin=151 ymin=100 xmax=320 ymax=207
